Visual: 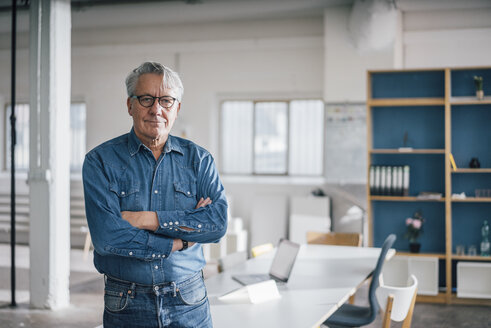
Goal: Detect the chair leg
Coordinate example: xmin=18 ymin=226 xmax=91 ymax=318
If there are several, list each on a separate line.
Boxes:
xmin=382 ymin=295 xmax=394 ymax=328
xmin=402 ymin=288 xmax=418 ymax=328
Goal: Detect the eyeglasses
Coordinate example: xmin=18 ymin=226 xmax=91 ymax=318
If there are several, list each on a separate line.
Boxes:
xmin=130 ymin=95 xmax=178 ymax=109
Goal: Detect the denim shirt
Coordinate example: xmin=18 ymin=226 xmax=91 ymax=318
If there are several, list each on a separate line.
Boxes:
xmin=82 ymin=128 xmax=228 ymax=284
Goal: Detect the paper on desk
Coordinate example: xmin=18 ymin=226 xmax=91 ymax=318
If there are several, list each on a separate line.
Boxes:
xmin=218 ymin=279 xmax=281 ymax=304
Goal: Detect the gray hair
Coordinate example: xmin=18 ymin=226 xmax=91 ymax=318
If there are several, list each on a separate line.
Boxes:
xmin=125 ymin=61 xmax=184 ymax=101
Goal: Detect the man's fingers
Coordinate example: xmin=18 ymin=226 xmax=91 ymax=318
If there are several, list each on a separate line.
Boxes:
xmin=195 ymin=197 xmax=212 ymax=209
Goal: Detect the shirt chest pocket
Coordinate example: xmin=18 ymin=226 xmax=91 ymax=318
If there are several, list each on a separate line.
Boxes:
xmin=174 ymin=181 xmax=197 ymax=210
xmin=110 ymin=180 xmax=140 ymax=211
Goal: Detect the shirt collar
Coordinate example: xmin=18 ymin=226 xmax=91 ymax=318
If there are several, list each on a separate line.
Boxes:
xmin=128 ymin=128 xmax=184 ymax=156
xmin=164 ymin=135 xmax=184 ymax=155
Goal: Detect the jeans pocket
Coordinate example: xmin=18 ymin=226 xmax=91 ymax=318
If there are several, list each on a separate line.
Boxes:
xmin=104 ymin=288 xmax=130 ymax=312
xmin=178 ymin=277 xmax=207 ymax=305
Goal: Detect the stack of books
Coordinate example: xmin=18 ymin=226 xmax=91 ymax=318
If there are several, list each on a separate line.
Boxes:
xmin=369 ymin=165 xmax=410 ymax=196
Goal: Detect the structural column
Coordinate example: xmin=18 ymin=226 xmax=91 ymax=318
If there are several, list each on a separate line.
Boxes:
xmin=28 ymin=0 xmax=71 ymax=309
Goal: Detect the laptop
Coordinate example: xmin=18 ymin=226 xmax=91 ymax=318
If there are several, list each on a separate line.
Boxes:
xmin=232 ymin=239 xmax=300 ymax=285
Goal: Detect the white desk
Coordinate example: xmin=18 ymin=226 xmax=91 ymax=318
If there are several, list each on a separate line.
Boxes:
xmin=205 ymin=244 xmax=394 ymax=328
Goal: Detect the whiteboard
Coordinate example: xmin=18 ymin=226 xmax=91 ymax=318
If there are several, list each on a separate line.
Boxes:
xmin=325 ymin=103 xmax=367 ymax=184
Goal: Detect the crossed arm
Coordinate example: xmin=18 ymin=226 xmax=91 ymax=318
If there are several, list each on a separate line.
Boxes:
xmin=83 ymin=151 xmax=227 ymax=260
xmin=121 ymin=197 xmax=213 ymax=252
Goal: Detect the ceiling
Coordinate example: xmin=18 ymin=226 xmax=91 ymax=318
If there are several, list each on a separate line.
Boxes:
xmin=0 ymin=0 xmax=352 ymax=33
xmin=0 ymin=0 xmax=490 ymax=33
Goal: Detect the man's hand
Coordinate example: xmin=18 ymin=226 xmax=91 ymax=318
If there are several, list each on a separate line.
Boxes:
xmin=195 ymin=197 xmax=212 ymax=209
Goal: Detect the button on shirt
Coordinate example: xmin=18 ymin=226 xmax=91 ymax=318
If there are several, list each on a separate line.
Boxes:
xmin=82 ymin=128 xmax=228 ymax=284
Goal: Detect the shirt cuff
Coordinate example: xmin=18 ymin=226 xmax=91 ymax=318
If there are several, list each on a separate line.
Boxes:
xmin=155 ymin=209 xmax=214 ymax=235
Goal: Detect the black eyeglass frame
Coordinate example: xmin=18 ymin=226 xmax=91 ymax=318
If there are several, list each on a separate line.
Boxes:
xmin=130 ymin=95 xmax=178 ymax=109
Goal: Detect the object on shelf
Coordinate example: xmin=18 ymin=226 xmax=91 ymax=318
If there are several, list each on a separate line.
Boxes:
xmin=409 ymin=242 xmax=421 ymax=253
xmin=449 ymin=153 xmax=458 ymax=170
xmin=417 ymin=192 xmax=442 ymax=200
xmin=405 ymin=210 xmax=424 ymax=251
xmin=451 ymin=192 xmax=466 ymax=199
xmin=474 ymin=75 xmax=484 ymax=100
xmin=475 ymin=189 xmax=491 ymax=198
xmin=403 ymin=131 xmax=409 ymax=147
xmin=481 ymin=220 xmax=490 ymax=257
xmin=469 ymin=157 xmax=481 ymax=168
xmin=456 ymin=244 xmax=466 ymax=256
xmin=468 ymin=245 xmax=477 ymax=256
xmin=369 ymin=165 xmax=408 ymax=196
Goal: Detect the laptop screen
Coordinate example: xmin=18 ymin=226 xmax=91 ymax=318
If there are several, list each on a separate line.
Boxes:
xmin=269 ymin=239 xmax=300 ymax=281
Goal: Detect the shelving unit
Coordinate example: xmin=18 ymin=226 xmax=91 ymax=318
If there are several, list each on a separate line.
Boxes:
xmin=367 ymin=67 xmax=491 ymax=305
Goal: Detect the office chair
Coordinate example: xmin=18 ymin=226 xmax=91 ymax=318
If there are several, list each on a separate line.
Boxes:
xmin=322 ymin=234 xmax=396 ymax=328
xmin=306 ymin=232 xmax=362 ymax=247
xmin=376 ymin=274 xmax=418 ymax=328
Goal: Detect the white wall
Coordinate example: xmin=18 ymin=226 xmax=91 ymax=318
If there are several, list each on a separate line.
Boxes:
xmin=323 ymin=6 xmax=395 ymax=103
xmin=1 ymin=3 xmax=491 ymax=250
xmin=69 ymin=17 xmax=324 ymax=154
xmin=402 ymin=8 xmax=491 ymax=68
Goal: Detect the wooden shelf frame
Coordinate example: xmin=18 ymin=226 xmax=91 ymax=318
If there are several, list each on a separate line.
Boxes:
xmin=451 ymin=255 xmax=491 ymax=261
xmin=451 ymin=197 xmax=491 ymax=203
xmin=452 ymin=168 xmax=491 ymax=173
xmin=368 ymin=98 xmax=445 ymax=107
xmin=450 ymin=97 xmax=491 ymax=105
xmin=370 ymin=149 xmax=445 ymax=154
xmin=367 ymin=66 xmax=491 ymax=306
xmin=370 ymin=196 xmax=445 ymax=202
xmin=397 ymin=251 xmax=446 ymax=259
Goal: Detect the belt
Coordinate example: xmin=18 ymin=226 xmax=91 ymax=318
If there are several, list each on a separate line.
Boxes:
xmin=104 ymin=271 xmax=203 ymax=297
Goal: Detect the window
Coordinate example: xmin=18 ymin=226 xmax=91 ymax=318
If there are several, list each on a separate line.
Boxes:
xmin=5 ymin=103 xmax=86 ymax=172
xmin=221 ymin=99 xmax=324 ymax=176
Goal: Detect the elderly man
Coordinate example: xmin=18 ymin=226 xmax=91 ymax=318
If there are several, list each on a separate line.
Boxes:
xmin=83 ymin=61 xmax=227 ymax=327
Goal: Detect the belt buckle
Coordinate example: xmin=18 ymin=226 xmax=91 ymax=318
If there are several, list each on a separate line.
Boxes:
xmin=171 ymin=281 xmax=177 ymax=297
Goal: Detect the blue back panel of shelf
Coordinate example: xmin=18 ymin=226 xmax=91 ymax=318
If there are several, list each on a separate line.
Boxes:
xmin=372 ymin=106 xmax=445 ymax=149
xmin=371 ymin=71 xmax=445 ymax=98
xmin=452 ymin=202 xmax=491 ymax=250
xmin=438 ymin=260 xmax=446 ymax=288
xmin=372 ymin=201 xmax=446 ymax=253
xmin=371 ymin=154 xmax=445 ymax=195
xmin=452 ymin=174 xmax=491 ymax=196
xmin=451 ymin=105 xmax=491 ymax=168
xmin=451 ymin=68 xmax=491 ymax=97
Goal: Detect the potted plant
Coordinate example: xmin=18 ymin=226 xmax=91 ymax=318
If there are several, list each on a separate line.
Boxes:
xmin=405 ymin=210 xmax=424 ymax=253
xmin=474 ymin=75 xmax=484 ymax=100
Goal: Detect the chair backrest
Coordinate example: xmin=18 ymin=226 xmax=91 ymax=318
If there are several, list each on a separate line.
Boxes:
xmin=306 ymin=231 xmax=362 ymax=247
xmin=376 ymin=274 xmax=418 ymax=326
xmin=367 ymin=234 xmax=397 ymax=322
xmin=251 ymin=243 xmax=274 ymax=258
xmin=217 ymin=251 xmax=247 ymax=273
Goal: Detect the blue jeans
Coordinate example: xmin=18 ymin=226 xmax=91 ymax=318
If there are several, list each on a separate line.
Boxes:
xmin=103 ymin=272 xmax=212 ymax=328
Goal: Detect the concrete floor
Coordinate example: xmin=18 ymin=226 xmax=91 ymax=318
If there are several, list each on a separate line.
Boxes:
xmin=1 ymin=245 xmax=490 ymax=328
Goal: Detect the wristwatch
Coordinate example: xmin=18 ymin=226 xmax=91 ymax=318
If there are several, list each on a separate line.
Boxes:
xmin=179 ymin=240 xmax=189 ymax=252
